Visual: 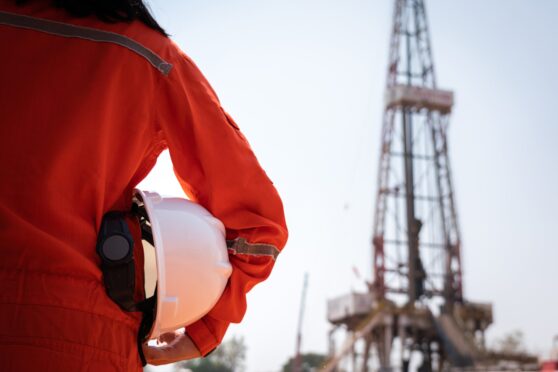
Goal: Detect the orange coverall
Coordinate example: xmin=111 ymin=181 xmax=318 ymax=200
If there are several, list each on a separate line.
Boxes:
xmin=0 ymin=1 xmax=288 ymax=370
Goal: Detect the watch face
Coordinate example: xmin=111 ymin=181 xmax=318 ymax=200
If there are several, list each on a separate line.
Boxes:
xmin=101 ymin=235 xmax=131 ymax=262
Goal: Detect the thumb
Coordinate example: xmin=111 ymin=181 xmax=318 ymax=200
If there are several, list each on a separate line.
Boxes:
xmin=157 ymin=331 xmax=180 ymax=345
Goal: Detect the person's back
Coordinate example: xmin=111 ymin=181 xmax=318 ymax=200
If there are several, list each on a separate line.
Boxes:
xmin=0 ymin=0 xmax=167 ymax=283
xmin=0 ymin=1 xmax=288 ymax=370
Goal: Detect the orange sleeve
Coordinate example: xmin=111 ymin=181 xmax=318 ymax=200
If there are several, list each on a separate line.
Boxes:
xmin=155 ymin=48 xmax=288 ymax=356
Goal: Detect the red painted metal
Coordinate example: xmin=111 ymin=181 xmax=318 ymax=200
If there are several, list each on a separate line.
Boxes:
xmin=371 ymin=0 xmax=464 ymax=307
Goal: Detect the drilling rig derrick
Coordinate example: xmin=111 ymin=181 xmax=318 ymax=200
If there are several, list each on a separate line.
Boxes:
xmin=324 ymin=1 xmax=494 ymax=371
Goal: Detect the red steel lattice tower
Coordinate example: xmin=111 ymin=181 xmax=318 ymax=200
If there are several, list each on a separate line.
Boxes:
xmin=324 ymin=2 xmax=500 ymax=370
xmin=371 ymin=0 xmax=462 ymax=307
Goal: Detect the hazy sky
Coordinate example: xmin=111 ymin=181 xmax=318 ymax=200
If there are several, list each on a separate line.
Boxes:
xmin=141 ymin=1 xmax=558 ymax=371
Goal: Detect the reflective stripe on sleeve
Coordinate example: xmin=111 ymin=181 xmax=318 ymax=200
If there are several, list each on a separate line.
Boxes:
xmin=226 ymin=238 xmax=280 ymax=261
xmin=0 ymin=10 xmax=173 ymax=76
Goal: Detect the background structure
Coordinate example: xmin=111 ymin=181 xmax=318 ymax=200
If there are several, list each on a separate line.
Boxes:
xmin=141 ymin=0 xmax=558 ymax=370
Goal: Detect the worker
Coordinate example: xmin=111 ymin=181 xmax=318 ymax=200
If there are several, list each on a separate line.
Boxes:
xmin=0 ymin=0 xmax=288 ymax=370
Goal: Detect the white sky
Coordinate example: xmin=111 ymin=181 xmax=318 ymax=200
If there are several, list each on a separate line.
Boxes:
xmin=142 ymin=1 xmax=558 ymax=371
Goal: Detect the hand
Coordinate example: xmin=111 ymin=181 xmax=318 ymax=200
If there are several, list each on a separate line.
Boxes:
xmin=143 ymin=331 xmax=202 ymax=366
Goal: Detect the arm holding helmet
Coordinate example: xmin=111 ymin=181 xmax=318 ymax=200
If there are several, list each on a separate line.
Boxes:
xmin=146 ymin=49 xmax=288 ymax=361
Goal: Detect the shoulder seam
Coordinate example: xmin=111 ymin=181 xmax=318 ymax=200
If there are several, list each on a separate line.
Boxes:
xmin=0 ymin=10 xmax=173 ymax=76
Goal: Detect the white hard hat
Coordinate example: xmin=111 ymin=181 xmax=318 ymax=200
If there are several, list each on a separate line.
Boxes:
xmin=134 ymin=190 xmax=232 ymax=340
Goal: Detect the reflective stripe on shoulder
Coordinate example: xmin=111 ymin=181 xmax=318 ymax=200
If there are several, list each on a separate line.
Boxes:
xmin=226 ymin=238 xmax=280 ymax=261
xmin=0 ymin=10 xmax=173 ymax=76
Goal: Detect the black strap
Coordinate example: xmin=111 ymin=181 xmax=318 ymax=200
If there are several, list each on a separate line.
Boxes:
xmin=97 ymin=207 xmax=157 ymax=366
xmin=102 ymin=261 xmax=136 ymax=311
xmin=97 ymin=212 xmax=137 ymax=312
xmin=136 ymin=294 xmax=157 ymax=366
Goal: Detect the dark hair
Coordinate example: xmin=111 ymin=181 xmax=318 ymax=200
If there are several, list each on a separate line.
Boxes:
xmin=16 ymin=0 xmax=168 ymax=36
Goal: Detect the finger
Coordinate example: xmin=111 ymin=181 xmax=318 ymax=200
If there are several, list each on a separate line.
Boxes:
xmin=144 ymin=344 xmax=174 ymax=366
xmin=144 ymin=333 xmax=201 ymax=366
xmin=145 ymin=344 xmax=190 ymax=366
